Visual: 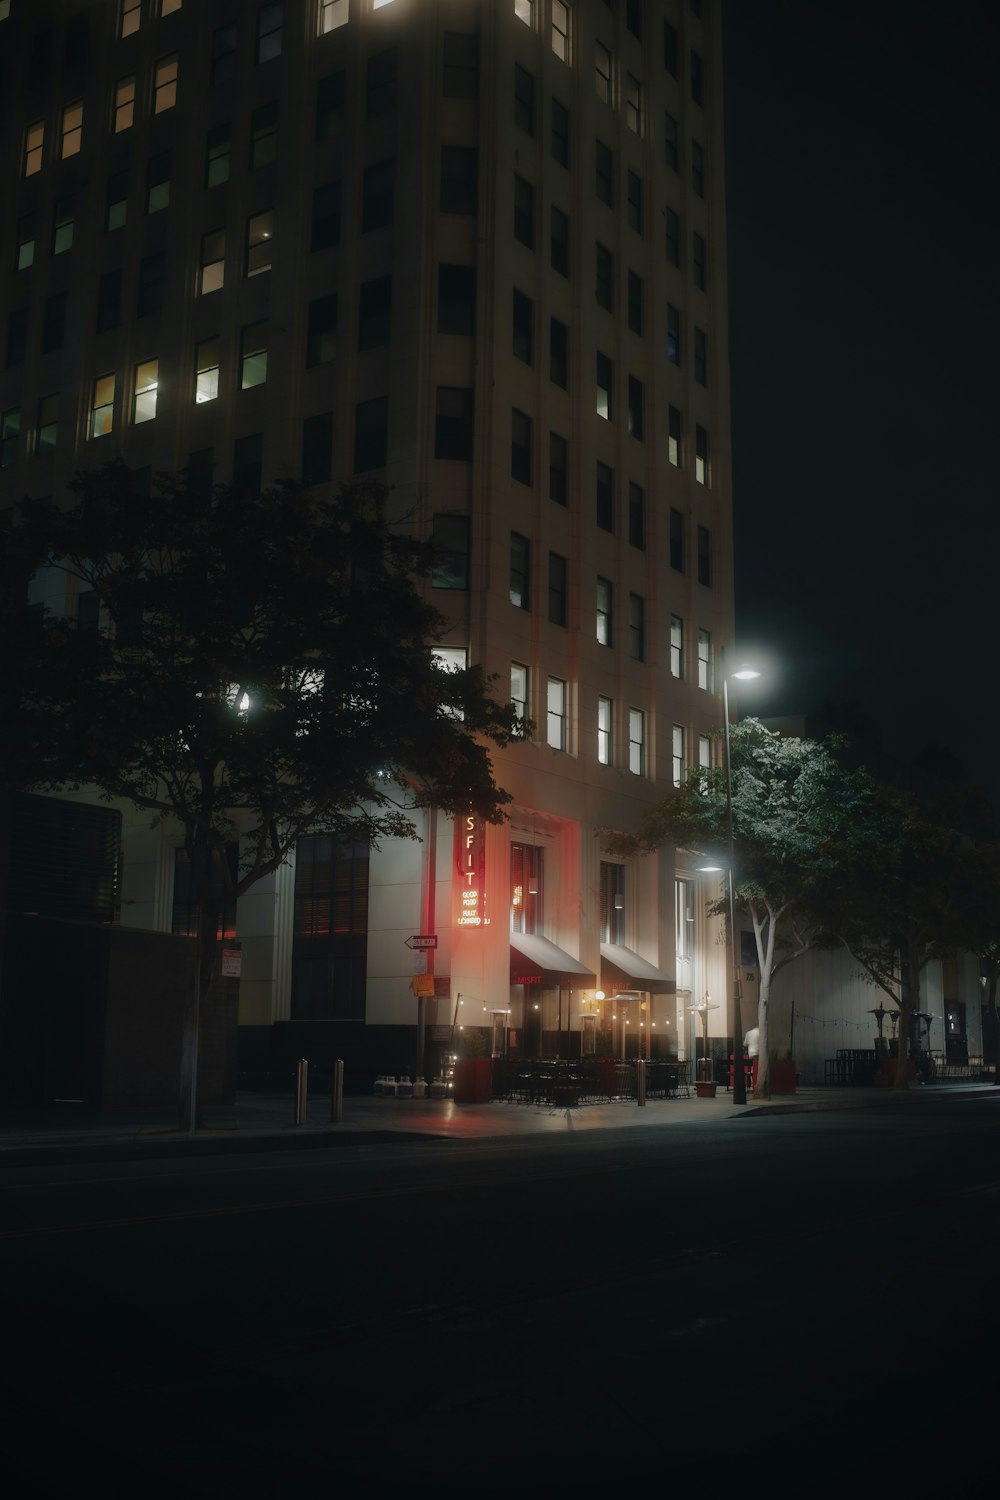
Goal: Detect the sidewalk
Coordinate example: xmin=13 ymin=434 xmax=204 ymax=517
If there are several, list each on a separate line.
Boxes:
xmin=0 ymin=1081 xmax=996 ymax=1167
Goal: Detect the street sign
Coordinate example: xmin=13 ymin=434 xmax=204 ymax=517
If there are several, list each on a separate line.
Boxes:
xmin=221 ymin=949 xmax=242 ymax=978
xmin=411 ymin=974 xmax=435 ymax=997
xmin=404 ymin=934 xmax=438 ymax=950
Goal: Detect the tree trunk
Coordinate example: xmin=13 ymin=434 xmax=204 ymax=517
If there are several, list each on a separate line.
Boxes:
xmin=752 ymin=910 xmax=775 ymax=1100
xmin=177 ymin=897 xmax=220 ymax=1132
xmin=893 ymin=939 xmax=921 ymax=1092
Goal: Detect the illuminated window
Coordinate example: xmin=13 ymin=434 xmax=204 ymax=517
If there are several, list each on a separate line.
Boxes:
xmin=628 ymin=482 xmax=645 ymax=548
xmin=256 ymin=4 xmax=283 ymax=64
xmin=672 ymin=725 xmax=685 ymax=787
xmin=250 ymin=102 xmax=279 ymax=168
xmin=698 ymin=629 xmax=712 ymax=691
xmin=596 ymin=577 xmax=613 ymax=646
xmin=598 ymin=697 xmax=613 ymax=765
xmin=161 ymin=0 xmax=183 ymax=14
xmin=120 ymin=0 xmax=141 ymax=38
xmin=596 ymin=352 xmax=612 ymax=420
xmin=200 ymin=229 xmax=225 ymax=294
xmin=146 ymin=150 xmax=170 ymax=213
xmin=154 ymin=55 xmax=178 ymax=113
xmin=133 ymin=359 xmax=158 ymax=424
xmin=695 ymin=425 xmax=709 ymax=485
xmin=114 ymin=77 xmax=135 ymax=133
xmin=61 ymin=102 xmax=83 ymax=158
xmin=511 ymin=408 xmax=531 ymax=484
xmin=24 ymin=121 xmax=44 ymax=176
xmin=91 ymin=374 xmax=116 ymax=438
xmin=246 ymin=209 xmax=274 ymax=275
xmin=509 ymin=533 xmax=530 ymax=609
xmin=0 ymin=1 xmax=11 ymax=18
xmin=195 ymin=339 xmax=220 ymax=403
xmin=16 ymin=215 xmax=36 ymax=271
xmin=693 ymin=231 xmax=706 ymax=290
xmin=699 ymin=735 xmax=712 ymax=774
xmin=307 ymin=295 xmax=337 ymax=366
xmin=514 ymin=0 xmax=534 ymax=27
xmin=670 ymin=508 xmax=684 ymax=571
xmin=240 ymin=325 xmax=268 ymax=389
xmin=547 ymin=678 xmax=567 ymax=751
xmin=665 ymin=111 xmax=679 ymax=171
xmin=36 ymin=394 xmax=59 ymax=457
xmin=1 ymin=408 xmax=20 ymax=469
xmin=628 ymin=594 xmax=645 ymax=662
xmin=626 ymin=74 xmax=641 ymax=134
xmin=549 ymin=432 xmax=567 ymax=505
xmin=373 ymin=0 xmax=395 ymax=8
xmin=430 ymin=514 xmax=470 ymax=590
xmin=670 ymin=616 xmax=684 ymax=678
xmin=52 ymin=197 xmax=75 ymax=255
xmin=629 ymin=709 xmax=645 ymax=775
xmin=668 ymin=405 xmax=682 ymax=467
xmin=694 ymin=327 xmax=708 ymax=386
xmin=511 ymin=663 xmax=528 ymax=722
xmin=319 ymin=0 xmax=348 ymax=33
xmin=552 ymin=1 xmax=569 ymax=60
xmin=595 ymin=42 xmax=612 ymax=104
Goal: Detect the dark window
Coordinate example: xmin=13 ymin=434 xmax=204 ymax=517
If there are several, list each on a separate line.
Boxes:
xmin=366 ymin=48 xmax=398 ymax=118
xmin=693 ymin=231 xmax=706 ymax=289
xmin=596 ymin=352 xmax=613 ymax=420
xmin=627 ymin=270 xmax=643 ymax=334
xmin=694 ymin=326 xmax=708 ymax=386
xmin=434 ymin=387 xmax=474 ymax=460
xmin=551 ymin=98 xmax=570 ymax=166
xmin=664 ymin=111 xmax=679 ymax=171
xmin=431 ymin=514 xmax=470 ymax=589
xmin=187 ymin=447 xmax=214 ymax=498
xmin=627 ymin=170 xmax=643 ymax=233
xmin=668 ymin=404 xmax=682 ymax=466
xmin=52 ymin=195 xmax=75 ymax=255
xmin=596 ymin=242 xmax=613 ymax=310
xmin=510 ymin=533 xmax=530 ymax=609
xmin=691 ymin=50 xmax=703 ymax=106
xmin=628 ymin=482 xmax=645 ymax=549
xmin=667 ymin=304 xmax=681 ymax=364
xmin=596 ymin=461 xmax=614 ymax=532
xmin=315 ymin=71 xmax=346 ymax=140
xmin=6 ymin=307 xmax=28 ymax=368
xmin=664 ymin=21 xmax=678 ymax=76
xmin=16 ymin=214 xmax=37 ymax=271
xmin=211 ymin=24 xmax=238 ymax=85
xmin=627 ymin=377 xmax=644 ymax=440
xmin=307 ymin=294 xmax=337 ymax=367
xmin=514 ymin=175 xmax=535 ymax=247
xmin=146 ymin=150 xmax=171 ymax=213
xmin=595 ymin=140 xmax=613 ymax=205
xmin=302 ymin=411 xmax=333 ymax=487
xmin=250 ymin=101 xmax=278 ymax=168
xmin=362 ymin=158 xmax=395 ymax=232
xmin=41 ymin=292 xmax=67 ymax=354
xmin=697 ymin=524 xmax=711 ymax=585
xmin=443 ymin=32 xmax=478 ymax=98
xmin=511 ymin=408 xmax=532 ymax=484
xmin=548 ymin=552 xmax=568 ymax=627
xmin=354 ymin=397 xmax=388 ymax=472
xmin=440 ymin=146 xmax=478 ymax=214
xmin=106 ymin=171 xmax=129 ymax=232
xmin=233 ymin=433 xmax=263 ymax=496
xmin=692 ymin=140 xmax=705 ymax=197
xmin=172 ymin=844 xmax=238 ymax=940
xmin=291 ymin=837 xmax=369 ymax=1022
xmin=626 ymin=0 xmax=642 ymax=38
xmin=549 ymin=431 xmax=568 ymax=506
xmin=666 ymin=206 xmax=680 ymax=265
xmin=513 ymin=290 xmax=534 ymax=365
xmin=628 ymin=593 xmax=645 ymax=661
xmin=311 ymin=180 xmax=341 ymax=250
xmin=551 ymin=206 xmax=569 ymax=276
xmin=137 ymin=252 xmax=165 ymax=316
xmin=437 ymin=264 xmax=476 ymax=335
xmin=514 ymin=63 xmax=535 ymax=135
xmin=358 ymin=277 xmax=392 ymax=350
xmin=96 ymin=269 xmax=122 ymax=332
xmin=256 ymin=3 xmax=283 ymax=65
xmin=550 ymin=318 xmax=568 ymax=388
xmin=205 ymin=123 xmax=230 ymax=187
xmin=36 ymin=393 xmax=59 ymax=456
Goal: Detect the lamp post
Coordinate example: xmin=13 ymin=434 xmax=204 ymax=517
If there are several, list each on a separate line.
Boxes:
xmin=721 ymin=656 xmax=760 ymax=1107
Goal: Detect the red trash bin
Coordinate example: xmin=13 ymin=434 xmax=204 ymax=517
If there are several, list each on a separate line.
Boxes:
xmin=453 ymin=1057 xmax=492 ymax=1103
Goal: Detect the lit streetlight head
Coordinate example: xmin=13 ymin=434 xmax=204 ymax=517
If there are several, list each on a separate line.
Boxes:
xmin=697 ymin=864 xmax=723 ymax=872
xmin=731 ymin=667 xmax=760 ymax=681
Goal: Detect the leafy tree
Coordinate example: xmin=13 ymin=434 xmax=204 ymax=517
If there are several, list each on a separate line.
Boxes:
xmin=603 ymin=720 xmax=872 ymax=1097
xmin=8 ymin=463 xmax=522 ymax=1128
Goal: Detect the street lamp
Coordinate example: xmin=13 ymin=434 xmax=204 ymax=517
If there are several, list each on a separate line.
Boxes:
xmin=722 ymin=656 xmax=760 ymax=1106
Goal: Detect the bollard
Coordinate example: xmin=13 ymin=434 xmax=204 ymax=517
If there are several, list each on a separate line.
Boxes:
xmin=294 ymin=1058 xmax=308 ymax=1125
xmin=636 ymin=1056 xmax=646 ymax=1107
xmin=331 ymin=1058 xmax=344 ymax=1123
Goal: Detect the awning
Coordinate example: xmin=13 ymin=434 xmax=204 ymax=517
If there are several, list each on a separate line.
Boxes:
xmin=510 ymin=933 xmax=597 ymax=988
xmin=600 ymin=943 xmax=675 ymax=995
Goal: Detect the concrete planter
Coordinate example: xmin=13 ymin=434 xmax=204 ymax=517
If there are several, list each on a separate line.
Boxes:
xmin=695 ymin=1080 xmax=718 ymax=1099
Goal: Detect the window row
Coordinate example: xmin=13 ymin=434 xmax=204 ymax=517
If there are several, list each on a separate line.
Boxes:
xmin=22 ymin=57 xmax=178 ymax=174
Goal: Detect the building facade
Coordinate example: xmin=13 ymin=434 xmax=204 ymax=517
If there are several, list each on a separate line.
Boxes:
xmin=0 ymin=0 xmax=737 ymax=1081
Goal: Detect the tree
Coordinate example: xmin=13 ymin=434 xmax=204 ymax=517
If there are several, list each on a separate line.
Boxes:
xmin=603 ymin=721 xmax=873 ymax=1098
xmin=8 ymin=463 xmax=522 ymax=1128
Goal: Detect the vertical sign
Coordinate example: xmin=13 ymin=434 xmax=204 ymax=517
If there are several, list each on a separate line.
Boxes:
xmin=455 ymin=811 xmax=486 ymax=927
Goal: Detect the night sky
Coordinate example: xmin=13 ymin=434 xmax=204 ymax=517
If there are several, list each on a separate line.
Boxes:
xmin=722 ymin=0 xmax=999 ymax=798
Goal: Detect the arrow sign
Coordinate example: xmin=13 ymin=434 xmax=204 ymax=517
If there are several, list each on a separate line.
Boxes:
xmin=405 ymin=934 xmax=438 ymax=950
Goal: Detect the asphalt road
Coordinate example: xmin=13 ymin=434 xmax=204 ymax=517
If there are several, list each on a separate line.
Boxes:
xmin=2 ymin=1095 xmax=998 ymax=1498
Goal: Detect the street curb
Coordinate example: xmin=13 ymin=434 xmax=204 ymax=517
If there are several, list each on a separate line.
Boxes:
xmin=0 ymin=1126 xmax=452 ymax=1169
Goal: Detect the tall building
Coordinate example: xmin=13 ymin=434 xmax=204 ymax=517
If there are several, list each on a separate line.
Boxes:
xmin=1 ymin=0 xmax=735 ymax=1082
